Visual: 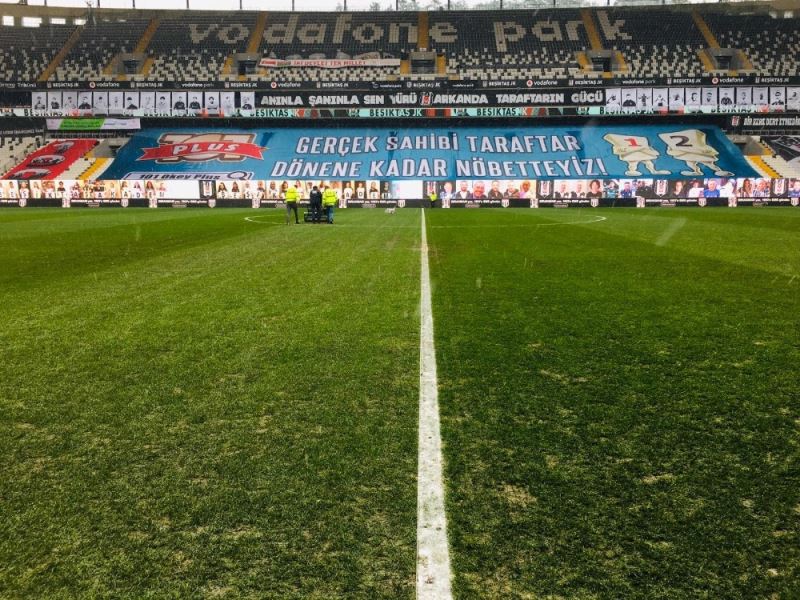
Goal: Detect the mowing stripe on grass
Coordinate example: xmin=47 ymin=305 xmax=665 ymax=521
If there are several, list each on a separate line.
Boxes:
xmin=429 ymin=214 xmax=607 ymax=228
xmin=417 ymin=209 xmax=453 ymax=600
xmin=655 ymin=216 xmax=687 ymax=246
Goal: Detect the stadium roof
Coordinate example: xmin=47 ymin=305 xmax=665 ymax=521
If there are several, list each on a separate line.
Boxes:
xmin=0 ymin=0 xmax=793 ymax=13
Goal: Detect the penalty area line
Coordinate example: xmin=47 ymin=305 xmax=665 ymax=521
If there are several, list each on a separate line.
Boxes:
xmin=417 ymin=208 xmax=453 ymax=600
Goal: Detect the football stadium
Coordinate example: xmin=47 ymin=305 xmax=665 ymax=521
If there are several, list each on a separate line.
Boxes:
xmin=1 ymin=0 xmax=799 ymax=596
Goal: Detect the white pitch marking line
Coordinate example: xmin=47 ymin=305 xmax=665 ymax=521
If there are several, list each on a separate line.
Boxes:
xmin=417 ymin=208 xmax=453 ymax=600
xmin=244 ymin=214 xmax=608 ymax=229
xmin=243 ymin=215 xmax=283 ymax=225
xmin=429 ymin=214 xmax=608 ymax=228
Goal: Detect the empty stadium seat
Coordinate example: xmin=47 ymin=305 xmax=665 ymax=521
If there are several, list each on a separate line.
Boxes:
xmin=261 ymin=65 xmax=399 ymax=83
xmin=146 ymin=15 xmax=255 ymax=82
xmin=255 ymin=12 xmax=416 ymax=61
xmin=0 ymin=23 xmax=76 ymax=81
xmin=54 ymin=18 xmax=150 ymax=81
xmin=431 ymin=10 xmax=587 ymax=80
xmin=596 ymin=10 xmax=706 ymax=77
xmin=704 ymin=13 xmax=800 ymax=76
xmin=0 ymin=8 xmax=797 ymax=84
xmin=0 ymin=136 xmax=44 ymax=176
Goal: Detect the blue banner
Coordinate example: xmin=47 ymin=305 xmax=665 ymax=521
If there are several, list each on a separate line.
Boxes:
xmin=101 ymin=125 xmax=757 ymax=181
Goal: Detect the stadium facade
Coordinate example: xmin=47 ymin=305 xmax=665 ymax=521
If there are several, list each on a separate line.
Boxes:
xmin=1 ymin=1 xmax=799 ymax=208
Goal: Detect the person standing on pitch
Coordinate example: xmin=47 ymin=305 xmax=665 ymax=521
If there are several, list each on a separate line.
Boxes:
xmin=285 ymin=182 xmax=300 ymax=224
xmin=322 ymin=184 xmax=337 ymax=224
xmin=309 ymin=184 xmax=322 ymax=222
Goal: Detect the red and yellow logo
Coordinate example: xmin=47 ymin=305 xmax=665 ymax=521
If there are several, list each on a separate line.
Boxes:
xmin=139 ymin=133 xmax=265 ymax=163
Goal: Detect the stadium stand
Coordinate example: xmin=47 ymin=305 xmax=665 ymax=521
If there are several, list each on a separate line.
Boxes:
xmin=78 ymin=157 xmax=112 ymax=180
xmin=2 ymin=139 xmax=98 ymax=180
xmin=430 ymin=10 xmax=587 ymax=80
xmin=254 ymin=12 xmax=417 ymax=60
xmin=0 ymin=4 xmax=796 ymax=206
xmin=751 ymin=137 xmax=800 ymax=178
xmin=0 ymin=135 xmax=43 ymax=176
xmin=260 ymin=65 xmax=399 ymax=82
xmin=704 ymin=13 xmax=800 ymax=76
xmin=761 ymin=136 xmax=800 ymax=165
xmin=53 ymin=18 xmax=150 ymax=81
xmin=0 ymin=8 xmax=798 ymax=82
xmin=248 ymin=12 xmax=417 ymax=81
xmin=744 ymin=155 xmax=779 ymax=178
xmin=0 ymin=23 xmax=77 ymax=81
xmin=61 ymin=144 xmax=99 ymax=179
xmin=80 ymin=137 xmax=126 ymax=180
xmin=760 ymin=154 xmax=798 ymax=178
xmin=595 ymin=9 xmax=706 ymax=78
xmin=145 ymin=15 xmax=255 ymax=82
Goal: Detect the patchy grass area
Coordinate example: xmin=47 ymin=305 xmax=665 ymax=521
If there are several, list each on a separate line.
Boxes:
xmin=0 ymin=208 xmax=420 ymax=599
xmin=2 ymin=206 xmax=799 ymax=598
xmin=427 ymin=208 xmax=800 ymax=599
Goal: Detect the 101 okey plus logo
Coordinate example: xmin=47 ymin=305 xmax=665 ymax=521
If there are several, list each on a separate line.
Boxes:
xmin=138 ymin=133 xmax=266 ymax=163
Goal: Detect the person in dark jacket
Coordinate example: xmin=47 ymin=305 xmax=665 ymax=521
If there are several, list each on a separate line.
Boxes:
xmin=309 ymin=185 xmax=322 ymax=222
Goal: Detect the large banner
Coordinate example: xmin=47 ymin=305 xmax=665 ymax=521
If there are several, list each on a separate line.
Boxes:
xmin=26 ymin=89 xmax=604 ymax=117
xmin=100 ymin=126 xmax=757 ymax=182
xmin=45 ymin=118 xmax=141 ymax=131
xmin=12 ymin=85 xmax=799 ymax=119
xmin=2 ymin=139 xmax=97 ymax=180
xmin=2 ymin=177 xmax=797 ymax=209
xmin=259 ymin=58 xmax=400 ymax=68
xmin=761 ymin=135 xmax=800 ymax=165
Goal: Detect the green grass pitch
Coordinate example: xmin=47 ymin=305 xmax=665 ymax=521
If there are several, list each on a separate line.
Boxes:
xmin=1 ymin=207 xmax=799 ymax=598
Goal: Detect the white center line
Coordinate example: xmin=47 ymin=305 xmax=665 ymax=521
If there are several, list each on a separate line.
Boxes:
xmin=417 ymin=208 xmax=453 ymax=600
